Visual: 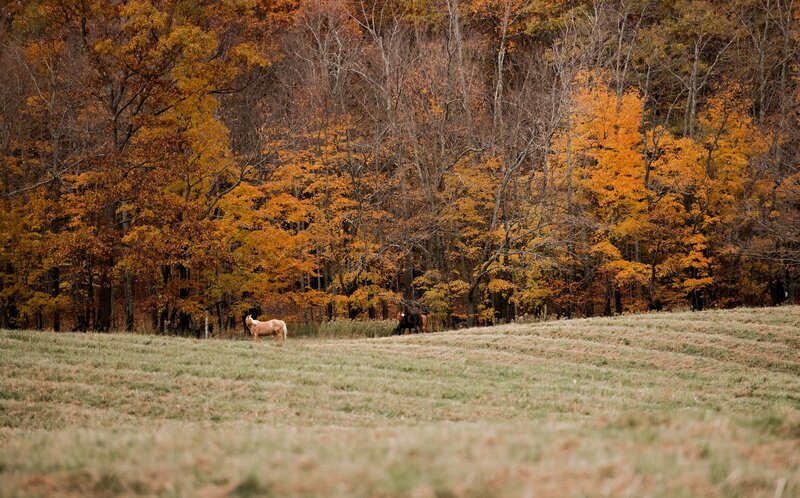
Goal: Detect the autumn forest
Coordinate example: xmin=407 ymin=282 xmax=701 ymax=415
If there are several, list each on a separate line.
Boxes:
xmin=0 ymin=0 xmax=798 ymax=334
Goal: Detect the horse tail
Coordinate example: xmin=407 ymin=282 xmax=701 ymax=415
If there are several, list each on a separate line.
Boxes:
xmin=282 ymin=321 xmax=288 ymax=341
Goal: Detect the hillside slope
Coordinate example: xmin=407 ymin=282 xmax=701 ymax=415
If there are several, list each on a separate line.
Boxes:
xmin=1 ymin=307 xmax=799 ymax=497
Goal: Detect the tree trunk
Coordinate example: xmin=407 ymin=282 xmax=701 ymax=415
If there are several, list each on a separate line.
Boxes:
xmin=447 ymin=0 xmax=473 ymax=129
xmin=159 ymin=306 xmax=168 ymax=334
xmin=96 ymin=202 xmax=116 ymax=332
xmin=467 ymin=286 xmax=479 ymax=327
xmin=96 ymin=269 xmax=113 ymax=332
xmin=684 ymin=41 xmax=700 ymax=136
xmin=566 ymin=104 xmax=574 ymax=211
xmin=177 ymin=265 xmax=191 ymax=331
xmin=49 ymin=266 xmax=60 ymax=331
xmin=0 ymin=272 xmax=6 ymax=329
xmin=348 ymin=301 xmax=358 ymax=320
xmin=493 ymin=1 xmax=510 ymax=131
xmin=122 ymin=211 xmax=134 ymax=332
xmin=150 ymin=305 xmax=159 ymax=333
xmin=4 ymin=264 xmax=19 ymax=328
xmin=124 ymin=274 xmax=134 ymax=331
xmin=406 ymin=256 xmax=415 ymax=300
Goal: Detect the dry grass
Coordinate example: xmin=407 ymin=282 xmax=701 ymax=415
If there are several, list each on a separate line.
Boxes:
xmin=1 ymin=306 xmax=799 ymax=497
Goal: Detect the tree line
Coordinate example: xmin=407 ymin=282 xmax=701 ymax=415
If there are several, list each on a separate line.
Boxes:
xmin=0 ymin=0 xmax=798 ymax=333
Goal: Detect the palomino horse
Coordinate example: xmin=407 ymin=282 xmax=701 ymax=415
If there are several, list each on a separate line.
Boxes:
xmin=245 ymin=315 xmax=288 ymax=342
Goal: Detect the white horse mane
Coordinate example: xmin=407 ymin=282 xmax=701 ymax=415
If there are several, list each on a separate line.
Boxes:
xmin=246 ymin=314 xmax=288 ymax=342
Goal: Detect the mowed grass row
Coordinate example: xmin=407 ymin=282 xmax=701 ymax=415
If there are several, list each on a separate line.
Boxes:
xmin=1 ymin=307 xmax=799 ymax=497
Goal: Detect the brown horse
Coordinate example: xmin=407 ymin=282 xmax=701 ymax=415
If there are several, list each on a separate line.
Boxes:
xmin=395 ymin=311 xmax=428 ymax=334
xmin=245 ymin=315 xmax=288 ymax=342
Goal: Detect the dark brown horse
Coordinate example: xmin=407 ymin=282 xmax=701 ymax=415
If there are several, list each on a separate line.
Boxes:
xmin=394 ymin=311 xmax=427 ymax=334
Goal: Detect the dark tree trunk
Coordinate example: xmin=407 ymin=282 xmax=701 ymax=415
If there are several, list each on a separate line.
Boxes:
xmin=770 ymin=276 xmax=786 ymax=305
xmin=467 ymin=286 xmax=479 ymax=327
xmin=96 ymin=268 xmax=113 ymax=331
xmin=122 ymin=211 xmax=134 ymax=332
xmin=177 ymin=265 xmax=191 ymax=331
xmin=0 ymin=264 xmax=9 ymax=329
xmin=158 ymin=266 xmax=171 ymax=334
xmin=124 ymin=274 xmax=134 ymax=331
xmin=71 ymin=269 xmax=89 ymax=332
xmin=159 ymin=306 xmax=168 ymax=334
xmin=96 ymin=202 xmax=116 ymax=332
xmin=150 ymin=305 xmax=159 ymax=333
xmin=2 ymin=264 xmax=20 ymax=329
xmin=405 ymin=254 xmax=415 ymax=300
xmin=691 ymin=289 xmax=705 ymax=310
xmin=49 ymin=267 xmax=60 ymax=331
xmin=88 ymin=269 xmax=95 ymax=330
xmin=348 ymin=302 xmax=358 ymax=319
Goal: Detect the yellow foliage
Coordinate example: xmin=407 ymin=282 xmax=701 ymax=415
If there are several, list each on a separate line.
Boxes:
xmin=590 ymin=240 xmax=622 ymax=260
xmin=488 ymin=278 xmax=516 ymax=295
xmin=603 ymin=260 xmax=650 ymax=286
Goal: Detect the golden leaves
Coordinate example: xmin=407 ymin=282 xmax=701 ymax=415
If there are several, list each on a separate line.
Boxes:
xmin=590 ymin=240 xmax=622 ymax=260
xmin=230 ymin=43 xmax=271 ymax=68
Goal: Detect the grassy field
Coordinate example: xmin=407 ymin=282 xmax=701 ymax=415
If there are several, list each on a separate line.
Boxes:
xmin=1 ymin=307 xmax=799 ymax=497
